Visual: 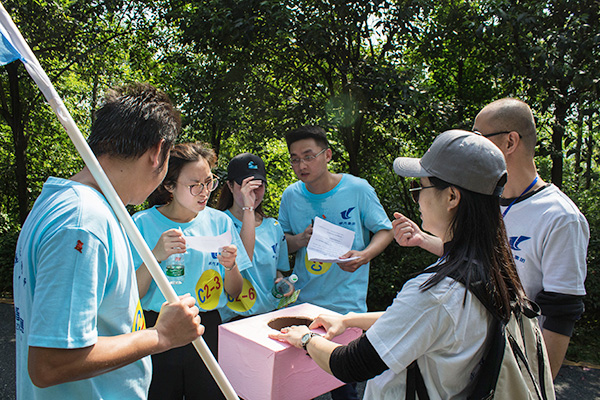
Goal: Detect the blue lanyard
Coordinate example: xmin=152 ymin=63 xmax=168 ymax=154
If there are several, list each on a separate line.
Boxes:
xmin=502 ymin=176 xmax=538 ymax=218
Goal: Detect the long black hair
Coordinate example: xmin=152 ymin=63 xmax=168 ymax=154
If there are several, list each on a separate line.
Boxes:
xmin=420 ymin=176 xmax=526 ymax=321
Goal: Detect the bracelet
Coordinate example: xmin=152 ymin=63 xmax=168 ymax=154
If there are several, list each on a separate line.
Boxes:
xmin=224 ymin=263 xmax=237 ymax=271
xmin=242 ymin=206 xmax=254 ymax=211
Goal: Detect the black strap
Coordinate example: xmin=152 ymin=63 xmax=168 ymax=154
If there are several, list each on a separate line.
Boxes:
xmin=406 ymin=360 xmax=430 ymax=400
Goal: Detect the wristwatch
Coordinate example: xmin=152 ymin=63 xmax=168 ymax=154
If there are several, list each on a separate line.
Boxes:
xmin=301 ymin=332 xmax=320 ymax=351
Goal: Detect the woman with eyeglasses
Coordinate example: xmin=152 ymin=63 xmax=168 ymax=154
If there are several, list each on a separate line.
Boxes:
xmin=132 ymin=142 xmax=252 ymax=400
xmin=216 ymin=153 xmax=292 ymax=322
xmin=269 ymin=130 xmax=529 ymax=399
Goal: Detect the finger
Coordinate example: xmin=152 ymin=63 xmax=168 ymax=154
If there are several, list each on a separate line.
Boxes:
xmin=309 ymin=319 xmax=323 ymax=329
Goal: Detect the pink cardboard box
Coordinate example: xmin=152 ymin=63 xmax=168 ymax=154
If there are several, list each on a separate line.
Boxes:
xmin=218 ymin=303 xmax=362 ymax=400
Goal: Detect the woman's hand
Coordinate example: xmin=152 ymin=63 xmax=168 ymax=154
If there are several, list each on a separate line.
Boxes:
xmin=218 ymin=244 xmax=237 ymax=269
xmin=310 ymin=314 xmax=347 ymax=340
xmin=268 ymin=325 xmax=311 ymax=349
xmin=153 ymin=228 xmax=186 ymax=262
xmin=240 ymin=176 xmax=263 ymax=209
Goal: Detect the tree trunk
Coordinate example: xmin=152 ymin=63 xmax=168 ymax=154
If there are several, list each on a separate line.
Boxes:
xmin=551 ymin=102 xmax=567 ymax=188
xmin=7 ymin=63 xmax=29 ymax=224
xmin=584 ymin=115 xmax=594 ymax=190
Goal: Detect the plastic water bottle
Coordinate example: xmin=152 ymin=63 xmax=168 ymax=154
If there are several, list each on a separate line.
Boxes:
xmin=272 ymin=274 xmax=298 ymax=298
xmin=166 ymin=253 xmax=185 ymax=285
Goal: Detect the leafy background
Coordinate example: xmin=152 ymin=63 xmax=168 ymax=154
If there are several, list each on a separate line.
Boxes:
xmin=1 ymin=0 xmax=598 ymax=364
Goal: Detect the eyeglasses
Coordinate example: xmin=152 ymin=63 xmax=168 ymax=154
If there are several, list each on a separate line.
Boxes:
xmin=408 ymin=180 xmax=435 ymax=203
xmin=181 ymin=177 xmax=219 ymax=196
xmin=290 ymin=148 xmax=327 ymax=165
xmin=474 ymin=130 xmax=522 ymax=138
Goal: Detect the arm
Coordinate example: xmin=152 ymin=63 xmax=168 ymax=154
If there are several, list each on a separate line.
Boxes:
xmin=136 ymin=228 xmax=186 ymax=297
xmin=310 ymin=312 xmax=384 ymax=340
xmin=338 ymin=229 xmax=393 ymax=272
xmin=541 ymin=330 xmax=570 ymax=380
xmin=238 ymin=177 xmax=263 ymax=261
xmin=268 ymin=324 xmax=388 ymax=380
xmin=285 ymin=224 xmax=313 ymax=254
xmin=392 ymin=212 xmax=443 ymax=256
xmin=219 ymin=244 xmax=243 ymax=299
xmin=28 ymin=294 xmax=203 ymax=388
xmin=535 ymin=291 xmax=585 ymax=380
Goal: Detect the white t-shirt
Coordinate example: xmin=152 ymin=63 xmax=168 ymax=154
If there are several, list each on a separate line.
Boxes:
xmin=501 ymin=184 xmax=588 ymax=300
xmin=365 ymin=272 xmax=491 ymax=400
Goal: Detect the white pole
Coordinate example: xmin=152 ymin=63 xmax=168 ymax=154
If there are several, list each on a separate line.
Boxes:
xmin=0 ymin=4 xmax=238 ymax=399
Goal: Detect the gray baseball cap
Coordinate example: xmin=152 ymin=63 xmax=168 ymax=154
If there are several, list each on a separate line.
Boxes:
xmin=393 ymin=130 xmax=507 ymax=196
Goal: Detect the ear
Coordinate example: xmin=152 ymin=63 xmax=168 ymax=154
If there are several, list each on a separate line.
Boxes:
xmin=149 ymin=139 xmax=166 ymax=168
xmin=325 ymin=148 xmax=333 ymax=162
xmin=505 ymin=131 xmax=520 ymax=155
xmin=447 ymin=186 xmax=461 ymax=211
xmin=164 ymin=182 xmax=175 ymax=194
xmin=227 ymin=181 xmax=234 ymax=191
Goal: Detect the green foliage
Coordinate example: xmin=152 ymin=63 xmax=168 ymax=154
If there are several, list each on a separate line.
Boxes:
xmin=0 ymin=212 xmax=19 ymax=295
xmin=1 ymin=0 xmax=599 ymax=363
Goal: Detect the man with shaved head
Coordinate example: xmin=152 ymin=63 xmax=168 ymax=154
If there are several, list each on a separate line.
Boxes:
xmin=393 ymin=98 xmax=589 ymax=379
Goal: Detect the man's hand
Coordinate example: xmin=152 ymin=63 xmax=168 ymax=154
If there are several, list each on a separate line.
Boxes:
xmin=286 ymin=224 xmax=313 ymax=253
xmin=154 ymin=294 xmax=204 ymax=352
xmin=337 ymin=250 xmax=370 ymax=272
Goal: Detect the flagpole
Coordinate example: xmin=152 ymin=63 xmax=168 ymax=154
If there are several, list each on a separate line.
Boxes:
xmin=0 ymin=4 xmax=238 ymax=399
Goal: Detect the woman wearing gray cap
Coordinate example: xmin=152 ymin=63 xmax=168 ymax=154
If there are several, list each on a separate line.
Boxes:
xmin=269 ymin=130 xmax=528 ymax=398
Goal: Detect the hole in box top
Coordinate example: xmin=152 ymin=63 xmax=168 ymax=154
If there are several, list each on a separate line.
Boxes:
xmin=268 ymin=316 xmax=313 ymax=331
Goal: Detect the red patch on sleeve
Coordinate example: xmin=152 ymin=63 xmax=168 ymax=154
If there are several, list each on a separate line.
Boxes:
xmin=75 ymin=240 xmax=84 ymax=253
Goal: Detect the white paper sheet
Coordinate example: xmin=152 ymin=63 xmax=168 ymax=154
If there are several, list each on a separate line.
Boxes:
xmin=307 ymin=216 xmax=359 ymax=263
xmin=184 ymin=230 xmax=232 ymax=253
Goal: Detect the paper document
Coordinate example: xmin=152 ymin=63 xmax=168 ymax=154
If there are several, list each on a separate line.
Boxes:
xmin=307 ymin=217 xmax=359 ymax=263
xmin=184 ymin=231 xmax=232 ymax=253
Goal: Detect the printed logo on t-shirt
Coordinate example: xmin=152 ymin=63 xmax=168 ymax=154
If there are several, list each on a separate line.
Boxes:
xmin=509 ymin=236 xmax=531 ymax=251
xmin=74 ymin=240 xmax=84 ymax=253
xmin=304 ymin=252 xmax=331 ymax=275
xmin=195 ymin=269 xmax=223 ymax=311
xmin=132 ymin=299 xmax=146 ymax=332
xmin=226 ymin=278 xmax=257 ymax=312
xmin=340 ymin=207 xmax=355 ymax=220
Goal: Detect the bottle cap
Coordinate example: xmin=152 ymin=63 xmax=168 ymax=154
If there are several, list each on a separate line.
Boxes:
xmin=289 ymin=274 xmax=298 ymax=283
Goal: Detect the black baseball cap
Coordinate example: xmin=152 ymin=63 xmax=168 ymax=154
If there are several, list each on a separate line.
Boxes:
xmin=227 ymin=153 xmax=267 ymax=185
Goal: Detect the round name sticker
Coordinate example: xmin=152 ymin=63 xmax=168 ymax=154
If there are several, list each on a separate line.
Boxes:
xmin=226 ymin=278 xmax=257 ymax=312
xmin=304 ymin=252 xmax=331 ymax=275
xmin=195 ymin=269 xmax=223 ymax=311
xmin=132 ymin=299 xmax=146 ymax=332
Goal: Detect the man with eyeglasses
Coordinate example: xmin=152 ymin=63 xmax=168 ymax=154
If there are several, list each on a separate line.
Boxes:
xmin=394 ymin=98 xmax=589 ymax=380
xmin=278 ymin=125 xmax=393 ymax=400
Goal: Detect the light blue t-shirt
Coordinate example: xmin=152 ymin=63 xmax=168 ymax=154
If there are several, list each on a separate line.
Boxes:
xmin=219 ymin=210 xmax=290 ymax=322
xmin=278 ymin=174 xmax=392 ymax=314
xmin=13 ymin=177 xmax=150 ymax=400
xmin=132 ymin=206 xmax=252 ymax=313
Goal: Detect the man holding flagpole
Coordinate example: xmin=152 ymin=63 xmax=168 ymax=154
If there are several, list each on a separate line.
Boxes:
xmin=13 ymin=83 xmax=204 ymax=399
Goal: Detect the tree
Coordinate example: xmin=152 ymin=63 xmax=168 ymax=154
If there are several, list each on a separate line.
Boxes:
xmin=480 ymin=0 xmax=600 ymax=187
